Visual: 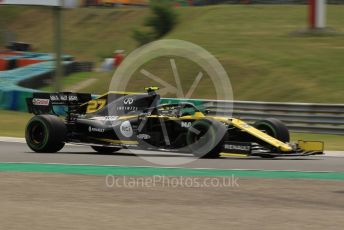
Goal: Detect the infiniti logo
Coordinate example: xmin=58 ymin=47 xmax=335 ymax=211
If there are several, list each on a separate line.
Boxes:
xmin=123 ymin=98 xmax=134 ymax=105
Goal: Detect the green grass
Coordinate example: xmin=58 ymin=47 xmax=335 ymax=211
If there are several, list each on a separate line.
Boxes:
xmin=40 ymin=71 xmax=114 ymax=92
xmin=69 ymin=71 xmax=115 ymax=93
xmin=0 ymin=110 xmax=32 ymax=137
xmin=0 ymin=110 xmax=343 ymax=150
xmin=40 ymin=72 xmax=90 ymax=92
xmin=1 ymin=5 xmax=344 ymax=102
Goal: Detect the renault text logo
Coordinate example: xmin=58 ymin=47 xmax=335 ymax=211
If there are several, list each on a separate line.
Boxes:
xmin=88 ymin=126 xmax=105 ymax=133
xmin=123 ymin=98 xmax=134 ymax=105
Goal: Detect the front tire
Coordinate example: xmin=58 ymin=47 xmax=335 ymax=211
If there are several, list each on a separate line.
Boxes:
xmin=25 ymin=115 xmax=67 ymax=153
xmin=253 ymin=118 xmax=290 ymax=143
xmin=253 ymin=118 xmax=290 ymax=159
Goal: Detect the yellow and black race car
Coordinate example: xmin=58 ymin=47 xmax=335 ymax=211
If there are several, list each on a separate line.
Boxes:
xmin=25 ymin=87 xmax=324 ymax=158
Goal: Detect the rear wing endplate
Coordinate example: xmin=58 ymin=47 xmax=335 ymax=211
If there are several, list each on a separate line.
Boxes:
xmin=26 ymin=92 xmax=92 ymax=115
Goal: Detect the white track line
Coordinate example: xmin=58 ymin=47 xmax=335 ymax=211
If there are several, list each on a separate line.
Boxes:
xmin=0 ymin=136 xmax=342 ymax=157
xmin=0 ymin=137 xmax=25 ymax=143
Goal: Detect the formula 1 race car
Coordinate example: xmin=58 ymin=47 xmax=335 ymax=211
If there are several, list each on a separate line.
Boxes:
xmin=25 ymin=87 xmax=324 ymax=158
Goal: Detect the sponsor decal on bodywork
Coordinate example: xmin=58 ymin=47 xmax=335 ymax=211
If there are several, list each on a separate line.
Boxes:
xmin=50 ymin=94 xmax=78 ymax=102
xmin=223 ymin=142 xmax=252 ymax=154
xmin=88 ymin=126 xmax=105 ymax=133
xmin=181 ymin=122 xmax=192 ymax=128
xmin=32 ymin=98 xmax=50 ymax=106
xmin=116 ymin=106 xmax=138 ymax=111
xmin=120 ymin=121 xmax=133 ymax=138
xmin=91 ymin=116 xmax=119 ymax=121
xmin=123 ymin=98 xmax=134 ymax=105
xmin=137 ymin=134 xmax=151 ymax=140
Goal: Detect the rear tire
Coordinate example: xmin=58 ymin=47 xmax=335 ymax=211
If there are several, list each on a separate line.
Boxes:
xmin=186 ymin=119 xmax=227 ymax=159
xmin=91 ymin=146 xmax=120 ymax=154
xmin=25 ymin=115 xmax=67 ymax=153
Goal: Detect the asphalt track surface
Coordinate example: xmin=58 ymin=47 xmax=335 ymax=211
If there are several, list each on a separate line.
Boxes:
xmin=0 ymin=140 xmax=343 ymax=172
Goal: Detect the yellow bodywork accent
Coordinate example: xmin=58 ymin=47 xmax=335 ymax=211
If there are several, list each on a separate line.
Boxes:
xmin=146 ymin=113 xmax=205 ymax=120
xmin=117 ymin=115 xmax=139 ymax=120
xmin=193 ymin=112 xmax=206 ymax=119
xmin=86 ymin=99 xmax=107 ymax=113
xmin=145 ymin=86 xmax=160 ymax=91
xmin=206 ymin=116 xmax=231 ymax=123
xmin=208 ymin=116 xmax=293 ymax=152
xmin=298 ymin=140 xmax=324 ymax=152
xmin=230 ymin=118 xmax=293 ymax=152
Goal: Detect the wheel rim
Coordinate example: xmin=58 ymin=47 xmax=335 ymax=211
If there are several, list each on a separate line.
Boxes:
xmin=191 ymin=126 xmax=207 ymax=143
xmin=189 ymin=124 xmax=207 ymax=146
xmin=187 ymin=122 xmax=216 ymax=153
xmin=28 ymin=121 xmax=47 ymax=148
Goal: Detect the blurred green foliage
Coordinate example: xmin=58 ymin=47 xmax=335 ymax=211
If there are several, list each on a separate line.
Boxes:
xmin=132 ymin=2 xmax=178 ymax=45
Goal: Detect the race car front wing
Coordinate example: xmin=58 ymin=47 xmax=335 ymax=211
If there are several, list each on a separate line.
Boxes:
xmin=222 ymin=140 xmax=324 ymax=157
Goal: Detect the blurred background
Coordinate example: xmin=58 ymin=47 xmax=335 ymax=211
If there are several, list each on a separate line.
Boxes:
xmin=0 ymin=0 xmax=343 ymax=148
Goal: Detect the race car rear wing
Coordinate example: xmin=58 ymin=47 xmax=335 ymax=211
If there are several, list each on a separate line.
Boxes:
xmin=26 ymin=92 xmax=92 ymax=115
